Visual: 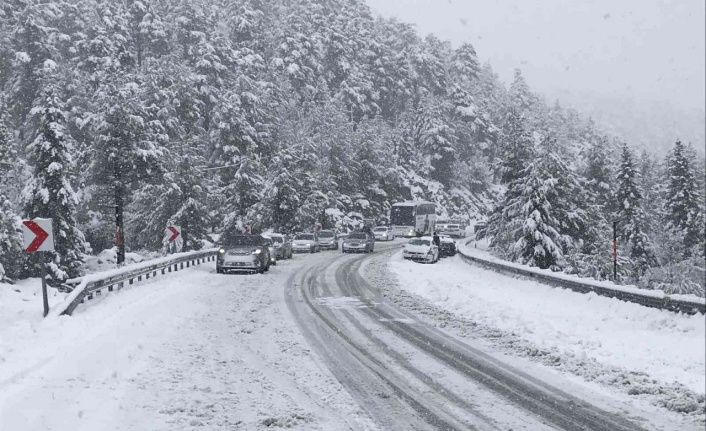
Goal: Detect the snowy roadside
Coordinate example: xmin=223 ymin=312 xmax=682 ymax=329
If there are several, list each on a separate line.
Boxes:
xmin=0 ymin=256 xmax=379 ymax=431
xmin=368 ymin=250 xmax=705 ymax=425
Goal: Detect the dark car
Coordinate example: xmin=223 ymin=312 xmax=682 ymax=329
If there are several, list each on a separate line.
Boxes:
xmin=438 ymin=235 xmax=456 ymax=257
xmin=342 ymin=230 xmax=375 ymax=253
xmin=217 ymin=233 xmax=271 ymax=274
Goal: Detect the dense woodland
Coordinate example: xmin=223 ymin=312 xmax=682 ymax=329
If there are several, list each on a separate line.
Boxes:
xmin=0 ymin=0 xmax=704 ymax=295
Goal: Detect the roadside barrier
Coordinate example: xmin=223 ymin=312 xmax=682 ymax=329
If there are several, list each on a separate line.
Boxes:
xmin=52 ymin=249 xmax=219 ymax=316
xmin=457 ymin=240 xmax=705 ymax=315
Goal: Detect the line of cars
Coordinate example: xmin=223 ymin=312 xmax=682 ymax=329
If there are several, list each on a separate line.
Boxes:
xmin=216 ymin=228 xmax=383 ymax=274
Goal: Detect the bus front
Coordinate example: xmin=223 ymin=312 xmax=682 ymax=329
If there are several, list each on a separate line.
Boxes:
xmin=391 ymin=204 xmax=416 ymax=238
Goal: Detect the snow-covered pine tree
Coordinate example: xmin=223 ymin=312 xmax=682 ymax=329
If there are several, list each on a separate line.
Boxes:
xmin=264 ymin=151 xmax=302 ymax=234
xmin=497 ymin=108 xmax=534 ymax=185
xmin=0 ymin=102 xmax=23 ymax=281
xmin=91 ymin=74 xmax=165 ymax=261
xmin=492 ymin=145 xmax=567 ymax=270
xmin=129 ymin=143 xmax=210 ymax=252
xmin=413 ymin=96 xmax=456 ymax=187
xmin=23 ymin=71 xmax=84 ymax=284
xmin=615 ymin=144 xmax=655 ymax=279
xmin=664 ymin=140 xmax=701 ymax=252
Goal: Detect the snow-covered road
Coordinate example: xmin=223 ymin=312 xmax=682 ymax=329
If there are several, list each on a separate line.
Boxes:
xmin=1 ymin=240 xmax=701 ymax=430
xmin=0 ymin=255 xmax=379 ymax=431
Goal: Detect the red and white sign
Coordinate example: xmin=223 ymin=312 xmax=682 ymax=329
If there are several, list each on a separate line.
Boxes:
xmin=22 ymin=218 xmax=54 ymax=252
xmin=165 ymin=225 xmax=181 ymax=242
xmin=243 ymin=225 xmax=250 ymax=234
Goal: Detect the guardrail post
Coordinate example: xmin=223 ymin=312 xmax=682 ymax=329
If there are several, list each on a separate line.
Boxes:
xmin=129 ymin=278 xmax=134 ymax=285
xmin=186 ymin=261 xmax=190 ymax=268
xmin=108 ymin=284 xmax=113 ymax=292
xmin=87 ymin=291 xmax=93 ymax=300
xmin=153 ymin=271 xmax=156 ymax=277
xmin=162 ymin=268 xmax=165 ymax=275
xmin=145 ymin=272 xmax=150 ymax=279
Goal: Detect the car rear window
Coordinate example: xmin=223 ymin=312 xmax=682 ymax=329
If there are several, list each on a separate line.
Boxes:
xmin=270 ymin=236 xmax=283 ymax=243
xmin=222 ymin=234 xmax=258 ymax=246
xmin=263 ymin=238 xmax=273 ymax=245
xmin=409 ymin=239 xmax=430 ymax=246
xmin=295 ymin=234 xmax=314 ymax=240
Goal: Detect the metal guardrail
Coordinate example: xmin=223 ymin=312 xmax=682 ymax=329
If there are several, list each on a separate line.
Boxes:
xmin=60 ymin=249 xmax=218 ymax=316
xmin=457 ymin=241 xmax=705 ymax=315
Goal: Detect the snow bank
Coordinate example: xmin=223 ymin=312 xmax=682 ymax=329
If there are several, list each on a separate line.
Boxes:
xmin=389 ymin=252 xmax=706 ymax=395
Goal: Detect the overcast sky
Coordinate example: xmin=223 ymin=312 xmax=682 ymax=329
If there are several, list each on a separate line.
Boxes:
xmin=365 ymin=0 xmax=705 ymax=111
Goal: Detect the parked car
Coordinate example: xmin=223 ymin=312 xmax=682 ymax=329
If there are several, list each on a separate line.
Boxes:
xmin=342 ymin=230 xmax=375 ymax=253
xmin=402 ymin=236 xmax=439 ymax=263
xmin=317 ymin=230 xmax=339 ymax=250
xmin=261 ymin=237 xmax=278 ymax=266
xmin=217 ymin=232 xmax=271 ymax=274
xmin=264 ymin=233 xmax=293 ymax=260
xmin=373 ymin=226 xmax=394 ymax=241
xmin=438 ymin=235 xmax=456 ymax=257
xmin=292 ymin=233 xmax=320 ymax=253
xmin=441 ymin=223 xmax=465 ymax=238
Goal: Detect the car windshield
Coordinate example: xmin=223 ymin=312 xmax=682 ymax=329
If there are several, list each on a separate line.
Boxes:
xmin=409 ymin=239 xmax=430 ymax=246
xmin=262 ymin=238 xmax=273 ymax=245
xmin=295 ymin=234 xmax=314 ymax=240
xmin=318 ymin=231 xmax=334 ymax=237
xmin=270 ymin=236 xmax=284 ymax=243
xmin=221 ymin=233 xmax=258 ymax=246
xmin=348 ymin=232 xmax=367 ymax=239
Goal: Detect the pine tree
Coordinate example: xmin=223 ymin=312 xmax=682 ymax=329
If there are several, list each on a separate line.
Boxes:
xmin=0 ymin=103 xmax=23 ymax=281
xmin=615 ymin=144 xmax=655 ymax=278
xmin=23 ymin=76 xmax=84 ymax=284
xmin=493 ymin=151 xmax=566 ymax=270
xmin=497 ymin=109 xmax=534 ymax=185
xmin=664 ymin=140 xmax=701 ymax=251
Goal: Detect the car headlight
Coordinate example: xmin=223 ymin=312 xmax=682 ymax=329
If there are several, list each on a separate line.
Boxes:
xmin=252 ymin=249 xmax=262 ymax=255
xmin=219 ymin=248 xmax=225 ymax=254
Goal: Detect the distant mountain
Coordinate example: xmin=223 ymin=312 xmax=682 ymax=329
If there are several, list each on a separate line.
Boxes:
xmin=544 ymin=88 xmax=705 ymax=157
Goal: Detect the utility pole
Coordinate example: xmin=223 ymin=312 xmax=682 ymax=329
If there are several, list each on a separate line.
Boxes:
xmin=613 ymin=221 xmax=618 ymax=283
xmin=114 ymin=157 xmax=126 ymax=266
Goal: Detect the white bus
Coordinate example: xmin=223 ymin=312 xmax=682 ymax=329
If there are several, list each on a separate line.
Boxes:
xmin=390 ymin=201 xmax=437 ymax=238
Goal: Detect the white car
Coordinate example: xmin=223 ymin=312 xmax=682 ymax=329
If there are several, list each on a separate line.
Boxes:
xmin=373 ymin=226 xmax=394 ymax=241
xmin=292 ymin=233 xmax=320 ymax=253
xmin=441 ymin=224 xmax=464 ymax=238
xmin=402 ymin=236 xmax=439 ymax=263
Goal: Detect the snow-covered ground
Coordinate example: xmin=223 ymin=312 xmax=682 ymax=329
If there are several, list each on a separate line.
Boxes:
xmin=0 ymin=256 xmax=378 ymax=431
xmin=387 ymin=251 xmax=706 ymax=420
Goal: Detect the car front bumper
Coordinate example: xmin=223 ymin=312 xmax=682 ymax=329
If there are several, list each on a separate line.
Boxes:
xmin=292 ymin=245 xmax=314 ymax=252
xmin=343 ymin=244 xmax=367 ymax=252
xmin=319 ymin=241 xmax=337 ymax=249
xmin=403 ymin=253 xmax=434 ymax=262
xmin=218 ymin=256 xmax=262 ymax=271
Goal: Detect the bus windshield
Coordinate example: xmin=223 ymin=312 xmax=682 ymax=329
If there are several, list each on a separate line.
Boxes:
xmin=390 ymin=206 xmax=414 ymax=225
